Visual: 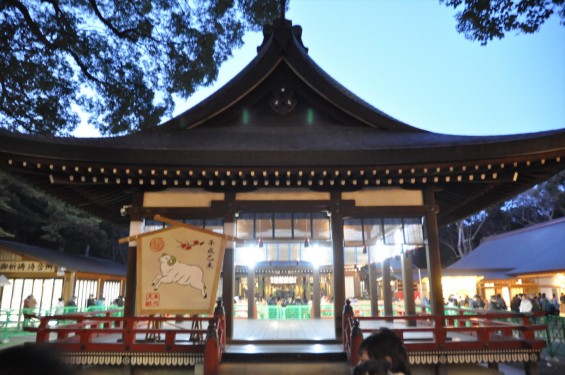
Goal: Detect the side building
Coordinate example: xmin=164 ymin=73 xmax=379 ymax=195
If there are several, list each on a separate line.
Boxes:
xmin=0 ymin=239 xmax=126 ymax=316
xmin=442 ymin=217 xmax=565 ymax=309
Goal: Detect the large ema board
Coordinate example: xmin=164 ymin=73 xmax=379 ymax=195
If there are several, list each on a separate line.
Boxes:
xmin=135 ymin=221 xmax=226 ymax=315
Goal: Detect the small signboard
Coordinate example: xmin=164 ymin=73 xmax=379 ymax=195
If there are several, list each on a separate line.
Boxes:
xmin=0 ymin=261 xmax=56 ymax=273
xmin=136 ymin=224 xmax=225 ymax=315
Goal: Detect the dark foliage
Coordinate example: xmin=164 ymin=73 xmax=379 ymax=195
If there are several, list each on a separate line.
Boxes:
xmin=0 ymin=0 xmax=282 ymax=135
xmin=0 ymin=171 xmax=127 ymax=261
xmin=441 ymin=0 xmax=565 ymax=44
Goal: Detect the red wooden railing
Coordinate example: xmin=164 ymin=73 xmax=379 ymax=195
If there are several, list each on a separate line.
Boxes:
xmin=34 ymin=303 xmax=226 ymax=374
xmin=343 ymin=303 xmax=547 ymax=366
xmin=23 ymin=308 xmax=125 ymax=332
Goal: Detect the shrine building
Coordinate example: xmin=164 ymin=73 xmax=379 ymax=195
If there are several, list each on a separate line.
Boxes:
xmin=1 ymin=16 xmax=564 ymax=343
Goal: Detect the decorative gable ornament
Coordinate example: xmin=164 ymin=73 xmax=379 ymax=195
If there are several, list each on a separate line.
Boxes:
xmin=269 ymin=86 xmax=297 ymax=115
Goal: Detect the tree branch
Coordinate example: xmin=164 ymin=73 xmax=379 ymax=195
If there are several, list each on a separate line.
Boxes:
xmin=470 ymin=216 xmax=486 ymax=239
xmin=8 ymin=0 xmax=57 ymax=50
xmin=4 ymin=106 xmax=34 ymax=133
xmin=440 ymin=237 xmax=460 ymax=258
xmin=88 ymin=0 xmax=143 ymax=40
xmin=8 ymin=0 xmax=104 ymax=86
xmin=0 ymin=77 xmax=5 ymax=107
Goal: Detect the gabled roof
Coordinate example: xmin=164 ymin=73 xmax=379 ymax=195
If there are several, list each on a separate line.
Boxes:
xmin=444 ymin=217 xmax=565 ymax=277
xmin=0 ymin=18 xmax=564 ymax=226
xmin=0 ymin=239 xmax=126 ymax=277
xmin=154 ymin=19 xmax=424 ymax=134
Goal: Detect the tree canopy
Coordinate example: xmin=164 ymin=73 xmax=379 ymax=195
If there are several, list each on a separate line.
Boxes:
xmin=0 ymin=0 xmax=281 ymax=135
xmin=442 ymin=0 xmax=565 ymax=45
xmin=0 ymin=170 xmax=126 ymax=261
xmin=3 ymin=1 xmax=563 ymax=136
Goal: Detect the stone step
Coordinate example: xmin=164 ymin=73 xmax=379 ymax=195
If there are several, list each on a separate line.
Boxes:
xmin=222 ymin=342 xmax=347 ymax=363
xmin=218 ymin=362 xmax=351 ymax=375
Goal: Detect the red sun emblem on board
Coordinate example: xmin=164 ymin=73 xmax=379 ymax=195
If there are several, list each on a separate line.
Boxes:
xmin=150 ymin=237 xmax=165 ymax=252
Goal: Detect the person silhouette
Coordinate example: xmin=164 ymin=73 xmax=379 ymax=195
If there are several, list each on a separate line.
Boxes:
xmin=358 ymin=327 xmax=412 ymax=375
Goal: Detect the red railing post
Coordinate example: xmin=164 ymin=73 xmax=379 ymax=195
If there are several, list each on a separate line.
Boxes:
xmin=164 ymin=330 xmax=175 ymax=348
xmin=35 ymin=316 xmax=51 ymax=343
xmin=80 ymin=326 xmax=93 ymax=348
xmin=204 ymin=319 xmax=220 ymax=375
xmin=434 ymin=315 xmax=446 ymax=347
xmin=122 ymin=317 xmax=135 ymax=351
xmin=349 ymin=319 xmax=363 ymax=365
xmin=522 ymin=314 xmax=536 ymax=341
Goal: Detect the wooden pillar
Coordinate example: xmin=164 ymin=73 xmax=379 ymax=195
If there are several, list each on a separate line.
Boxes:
xmin=353 ymin=269 xmax=361 ymax=298
xmin=369 ymin=262 xmax=379 ymax=317
xmin=247 ymin=266 xmax=255 ymax=319
xmin=330 ymin=193 xmax=345 ymax=340
xmin=382 ymin=259 xmax=393 ymax=317
xmin=222 ymin=220 xmax=236 ymax=340
xmin=313 ymin=265 xmax=321 ymax=318
xmin=259 ymin=276 xmax=265 ymax=301
xmin=401 ymin=250 xmax=416 ymax=325
xmin=121 ymin=279 xmax=127 ymax=298
xmin=97 ymin=276 xmax=104 ymax=301
xmin=62 ymin=272 xmax=76 ymax=304
xmin=423 ymin=187 xmax=445 ymax=317
xmin=125 ymin=219 xmax=144 ymax=317
xmin=124 ymin=191 xmax=144 ymax=318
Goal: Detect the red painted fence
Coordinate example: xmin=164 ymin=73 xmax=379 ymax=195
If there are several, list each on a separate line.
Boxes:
xmin=34 ymin=306 xmax=225 ymax=374
xmin=343 ymin=300 xmax=547 ymax=373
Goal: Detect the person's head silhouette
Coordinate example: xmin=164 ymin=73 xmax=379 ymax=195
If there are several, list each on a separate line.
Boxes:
xmin=358 ymin=328 xmax=411 ymax=375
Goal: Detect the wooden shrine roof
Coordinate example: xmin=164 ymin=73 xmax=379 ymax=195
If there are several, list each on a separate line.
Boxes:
xmin=444 ymin=217 xmax=565 ymax=276
xmin=0 ymin=239 xmax=126 ymax=277
xmin=1 ymin=18 xmax=564 ymax=227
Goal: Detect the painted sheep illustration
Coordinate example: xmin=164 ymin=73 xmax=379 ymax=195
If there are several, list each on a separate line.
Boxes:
xmin=152 ymin=253 xmax=207 ymax=298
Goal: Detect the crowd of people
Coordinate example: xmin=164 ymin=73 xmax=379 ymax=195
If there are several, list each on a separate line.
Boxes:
xmin=20 ymin=293 xmax=125 ymax=316
xmin=514 ymin=293 xmax=561 ymax=315
xmin=353 ymin=291 xmax=564 ymax=375
xmin=265 ymin=295 xmax=310 ymax=307
xmin=445 ymin=292 xmax=562 ymax=316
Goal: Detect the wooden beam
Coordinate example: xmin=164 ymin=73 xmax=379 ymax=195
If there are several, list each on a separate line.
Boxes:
xmin=117 ymin=214 xmax=240 ymax=244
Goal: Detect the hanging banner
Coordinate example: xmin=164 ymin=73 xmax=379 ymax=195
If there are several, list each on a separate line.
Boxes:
xmin=136 ymin=224 xmax=226 ymax=315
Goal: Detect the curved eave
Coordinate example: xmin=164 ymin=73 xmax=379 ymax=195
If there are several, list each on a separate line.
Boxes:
xmin=154 ymin=18 xmax=425 ymax=133
xmin=1 ymin=128 xmax=564 ymax=167
xmin=154 ymin=40 xmax=284 ymax=132
xmin=1 ymin=127 xmax=564 ymax=227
